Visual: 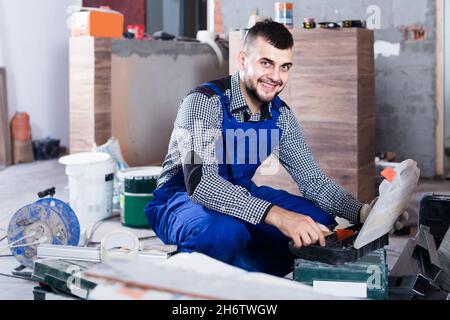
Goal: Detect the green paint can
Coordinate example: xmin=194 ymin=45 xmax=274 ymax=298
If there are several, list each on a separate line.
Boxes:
xmin=117 ymin=167 xmax=163 ymax=229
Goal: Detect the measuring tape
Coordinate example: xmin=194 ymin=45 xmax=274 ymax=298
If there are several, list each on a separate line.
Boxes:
xmin=100 ymin=230 xmax=140 ymax=262
xmin=303 ymin=18 xmax=316 ymax=29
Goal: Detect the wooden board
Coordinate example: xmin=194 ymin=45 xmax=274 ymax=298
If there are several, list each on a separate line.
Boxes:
xmin=0 ymin=68 xmax=12 ymax=167
xmin=70 ymin=37 xmax=112 ymax=154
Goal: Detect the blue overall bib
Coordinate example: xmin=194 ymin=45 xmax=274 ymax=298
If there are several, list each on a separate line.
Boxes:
xmin=145 ymin=82 xmax=335 ymax=276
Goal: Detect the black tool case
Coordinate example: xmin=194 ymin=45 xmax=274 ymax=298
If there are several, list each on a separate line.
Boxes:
xmin=419 ymin=193 xmax=450 ymax=248
xmin=289 ymin=225 xmax=389 ymax=265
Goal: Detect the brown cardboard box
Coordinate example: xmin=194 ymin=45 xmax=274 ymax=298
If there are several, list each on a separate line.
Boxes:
xmin=13 ymin=140 xmax=35 ymax=164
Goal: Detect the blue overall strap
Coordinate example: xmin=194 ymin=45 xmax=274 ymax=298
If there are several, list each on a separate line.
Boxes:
xmin=202 ymin=82 xmax=232 ymax=120
xmin=272 ymin=96 xmax=282 ymax=110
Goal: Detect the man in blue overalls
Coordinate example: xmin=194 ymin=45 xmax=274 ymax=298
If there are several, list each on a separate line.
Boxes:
xmin=145 ymin=20 xmax=372 ymax=277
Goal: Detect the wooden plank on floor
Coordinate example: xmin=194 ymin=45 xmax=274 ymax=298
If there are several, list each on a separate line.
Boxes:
xmin=0 ymin=68 xmax=12 ymax=167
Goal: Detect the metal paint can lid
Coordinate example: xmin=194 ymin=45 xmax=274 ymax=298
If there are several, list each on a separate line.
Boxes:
xmin=118 ymin=167 xmax=163 ymax=194
xmin=117 ymin=167 xmax=163 ymax=181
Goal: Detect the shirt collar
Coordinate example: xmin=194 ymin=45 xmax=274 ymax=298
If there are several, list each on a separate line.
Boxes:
xmin=230 ymin=72 xmax=272 ymax=121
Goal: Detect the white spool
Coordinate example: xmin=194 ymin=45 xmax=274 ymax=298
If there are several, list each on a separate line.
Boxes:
xmin=100 ymin=230 xmax=140 ymax=262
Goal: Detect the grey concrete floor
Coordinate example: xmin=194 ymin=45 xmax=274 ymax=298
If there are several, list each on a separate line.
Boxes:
xmin=0 ymin=160 xmax=68 ymax=300
xmin=1 ymin=160 xmax=450 ymax=300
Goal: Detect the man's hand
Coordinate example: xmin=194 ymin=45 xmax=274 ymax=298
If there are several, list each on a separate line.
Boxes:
xmin=265 ymin=206 xmax=326 ymax=248
xmin=359 ymin=197 xmax=378 ymax=224
xmin=359 ymin=197 xmax=409 ymax=231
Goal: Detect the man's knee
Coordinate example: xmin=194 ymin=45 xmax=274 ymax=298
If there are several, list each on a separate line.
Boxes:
xmin=181 ymin=213 xmax=251 ymax=263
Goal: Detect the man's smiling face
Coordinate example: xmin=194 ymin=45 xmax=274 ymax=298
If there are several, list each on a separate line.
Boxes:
xmin=239 ymin=36 xmax=293 ymax=104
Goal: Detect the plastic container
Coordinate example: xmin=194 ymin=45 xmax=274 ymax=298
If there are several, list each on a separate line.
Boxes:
xmin=290 ymin=225 xmax=389 ymax=265
xmin=59 ymin=152 xmax=115 ymax=229
xmin=274 ymin=2 xmax=294 ymax=29
xmin=71 ymin=7 xmax=124 ymax=38
xmin=419 ymin=193 xmax=450 ymax=247
xmin=117 ymin=167 xmax=162 ymax=228
xmin=303 ymin=17 xmax=316 ymax=29
xmin=290 ymin=159 xmax=420 ymax=264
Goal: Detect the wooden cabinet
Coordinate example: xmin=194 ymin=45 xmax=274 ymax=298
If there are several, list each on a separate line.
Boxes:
xmin=230 ymin=28 xmax=375 ymax=203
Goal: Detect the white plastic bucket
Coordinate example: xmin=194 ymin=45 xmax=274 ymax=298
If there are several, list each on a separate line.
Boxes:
xmin=59 ymin=152 xmax=116 ymax=229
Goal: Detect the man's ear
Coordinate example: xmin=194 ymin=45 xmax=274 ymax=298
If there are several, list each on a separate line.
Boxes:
xmin=237 ymin=50 xmax=246 ymax=71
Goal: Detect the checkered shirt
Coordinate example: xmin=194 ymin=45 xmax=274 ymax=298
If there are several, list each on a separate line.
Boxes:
xmin=156 ymin=72 xmax=363 ymax=225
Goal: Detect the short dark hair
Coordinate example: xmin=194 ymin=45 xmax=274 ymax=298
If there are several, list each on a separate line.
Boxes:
xmin=244 ymin=19 xmax=294 ymax=51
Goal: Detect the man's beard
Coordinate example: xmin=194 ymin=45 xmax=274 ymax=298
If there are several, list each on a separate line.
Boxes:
xmin=243 ymin=76 xmax=284 ymax=104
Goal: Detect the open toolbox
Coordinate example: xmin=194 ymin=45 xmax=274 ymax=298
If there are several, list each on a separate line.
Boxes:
xmin=289 ymin=225 xmax=389 ymax=265
xmin=289 ymin=159 xmax=420 ymax=265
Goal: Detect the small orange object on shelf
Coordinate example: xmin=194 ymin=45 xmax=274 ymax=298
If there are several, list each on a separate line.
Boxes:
xmin=71 ymin=7 xmax=124 ymax=38
xmin=127 ymin=25 xmax=145 ymax=40
xmin=381 ymin=167 xmax=397 ymax=182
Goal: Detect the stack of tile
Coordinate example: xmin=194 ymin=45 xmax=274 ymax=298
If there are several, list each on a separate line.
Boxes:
xmin=69 ymin=37 xmax=112 ymax=154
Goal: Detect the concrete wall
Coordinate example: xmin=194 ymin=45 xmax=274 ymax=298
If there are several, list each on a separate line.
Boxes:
xmin=0 ymin=0 xmax=81 ymax=148
xmin=111 ymin=40 xmax=229 ymax=166
xmin=221 ymin=0 xmax=437 ymax=177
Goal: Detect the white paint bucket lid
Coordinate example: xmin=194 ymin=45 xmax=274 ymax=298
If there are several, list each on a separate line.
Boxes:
xmin=117 ymin=167 xmax=163 ymax=181
xmin=60 ymin=152 xmax=112 ymax=166
xmin=59 ymin=152 xmax=116 ymax=176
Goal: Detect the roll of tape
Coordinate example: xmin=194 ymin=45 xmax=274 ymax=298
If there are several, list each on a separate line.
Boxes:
xmin=100 ymin=230 xmax=140 ymax=262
